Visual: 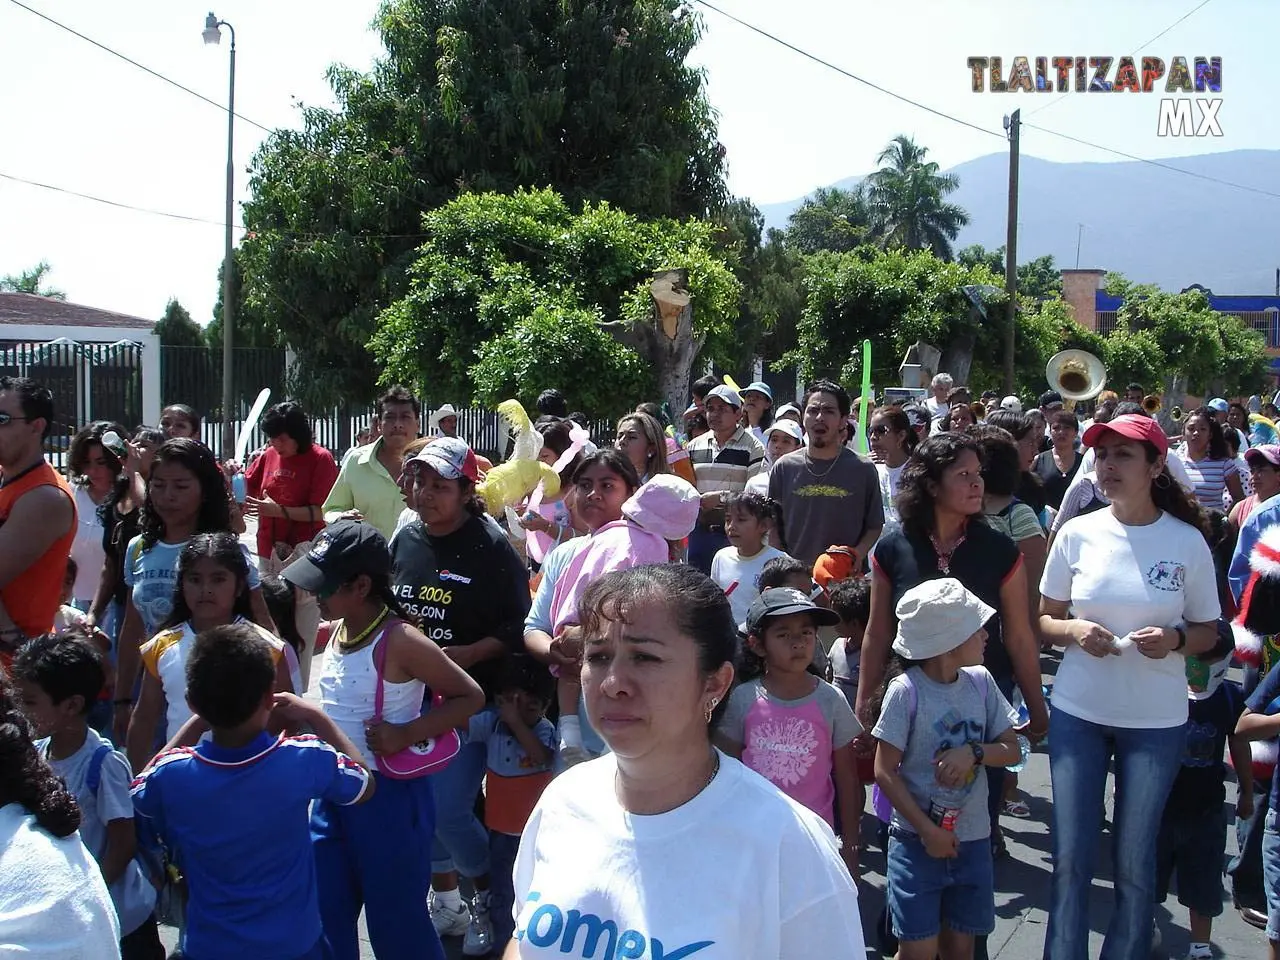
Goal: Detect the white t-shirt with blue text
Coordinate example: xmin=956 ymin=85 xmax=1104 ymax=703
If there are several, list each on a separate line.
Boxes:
xmin=124 ymin=535 xmax=261 ymax=637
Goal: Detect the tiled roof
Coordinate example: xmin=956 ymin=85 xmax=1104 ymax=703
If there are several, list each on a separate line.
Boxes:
xmin=0 ymin=292 xmax=152 ymax=329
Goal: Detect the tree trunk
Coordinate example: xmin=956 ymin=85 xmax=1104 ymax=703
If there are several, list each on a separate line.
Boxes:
xmin=938 ymin=332 xmax=975 ymax=389
xmin=604 ymin=269 xmax=703 ymax=422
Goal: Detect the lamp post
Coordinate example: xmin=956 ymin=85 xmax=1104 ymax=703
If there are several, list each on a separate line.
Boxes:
xmin=203 ymin=12 xmax=236 ymax=458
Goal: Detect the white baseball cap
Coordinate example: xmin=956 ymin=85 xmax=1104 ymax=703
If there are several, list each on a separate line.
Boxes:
xmin=1000 ymin=396 xmax=1022 ymax=413
xmin=766 ymin=420 xmax=804 ymax=443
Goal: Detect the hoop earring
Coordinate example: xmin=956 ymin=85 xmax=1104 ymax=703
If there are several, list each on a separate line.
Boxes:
xmin=704 ymin=697 xmax=720 ymax=724
xmin=1154 ymin=473 xmax=1172 ymax=490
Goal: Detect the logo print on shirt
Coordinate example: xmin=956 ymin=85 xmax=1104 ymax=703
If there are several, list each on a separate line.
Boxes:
xmin=515 ymin=893 xmax=714 ymax=959
xmin=793 ymin=484 xmax=850 ymax=499
xmin=746 ymin=716 xmax=818 ymax=786
xmin=438 ymin=570 xmax=473 ymax=584
xmin=1146 ymin=560 xmax=1185 ymax=592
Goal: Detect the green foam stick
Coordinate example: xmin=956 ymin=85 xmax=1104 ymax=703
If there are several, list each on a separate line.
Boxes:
xmin=857 ymin=339 xmax=872 ymax=455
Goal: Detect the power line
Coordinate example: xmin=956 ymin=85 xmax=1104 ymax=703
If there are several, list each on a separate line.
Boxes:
xmin=0 ymin=170 xmax=244 ymax=228
xmin=695 ymin=0 xmax=1278 ymax=204
xmin=1024 ymin=0 xmax=1216 ymax=118
xmin=1018 ymin=121 xmax=1280 ymax=201
xmin=5 ymin=0 xmax=273 ymax=135
xmin=691 ymin=0 xmax=1005 ymax=142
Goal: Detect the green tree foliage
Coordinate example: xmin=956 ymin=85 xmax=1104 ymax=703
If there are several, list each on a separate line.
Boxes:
xmin=369 ymin=189 xmax=741 ymax=420
xmin=956 ymin=245 xmax=1064 ymax=300
xmin=781 ymin=246 xmax=1001 ymax=386
xmin=153 ymin=299 xmax=205 ymax=347
xmin=0 ymin=261 xmax=65 ymax=300
xmin=785 ymin=186 xmax=871 ymax=255
xmin=240 ymin=0 xmax=727 ymax=406
xmin=206 ymin=252 xmax=282 ymax=352
xmin=1100 ymin=275 xmax=1270 ymax=395
xmin=866 ymin=136 xmax=969 ymax=260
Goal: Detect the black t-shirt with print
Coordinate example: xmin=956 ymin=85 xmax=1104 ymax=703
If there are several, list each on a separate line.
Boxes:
xmin=872 ymin=521 xmax=1021 ymax=682
xmin=389 ymin=514 xmax=531 ymax=698
xmin=1164 ymin=680 xmax=1243 ymax=818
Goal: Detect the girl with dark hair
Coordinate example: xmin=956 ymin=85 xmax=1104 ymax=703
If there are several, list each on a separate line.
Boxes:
xmin=159 ymin=404 xmax=200 ymax=441
xmin=1176 ymin=407 xmax=1245 ymax=510
xmin=0 ymin=672 xmax=120 ymax=951
xmin=985 ymin=411 xmax=1048 ymax=518
xmin=244 ymin=401 xmax=339 ymax=684
xmin=113 ymin=439 xmax=274 ymax=746
xmin=1040 ymin=414 xmax=1220 ymax=960
xmin=856 ymin=434 xmax=1050 ymax=856
xmin=507 ymin=564 xmax=864 ymax=959
xmin=741 ymin=382 xmax=775 ymax=445
xmin=711 ymin=491 xmax=789 ymax=626
xmin=88 ymin=427 xmax=163 ymax=641
xmin=66 ymin=420 xmax=126 ymax=613
xmin=126 ymin=532 xmax=296 ymax=772
xmin=947 ymin=403 xmax=977 ymax=432
xmin=388 ymin=438 xmax=530 ymax=951
xmin=281 ymin=519 xmax=484 ymax=960
xmin=869 ymin=406 xmax=916 ymax=524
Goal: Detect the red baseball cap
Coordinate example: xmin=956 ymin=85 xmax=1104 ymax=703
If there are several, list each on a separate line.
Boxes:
xmin=1081 ymin=413 xmax=1169 ymax=455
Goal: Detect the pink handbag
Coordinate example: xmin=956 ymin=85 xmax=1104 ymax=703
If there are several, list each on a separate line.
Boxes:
xmin=370 ymin=626 xmax=461 ymax=779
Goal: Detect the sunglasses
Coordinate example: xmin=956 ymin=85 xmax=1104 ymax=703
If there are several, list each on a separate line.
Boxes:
xmin=868 ymin=424 xmax=893 ymax=437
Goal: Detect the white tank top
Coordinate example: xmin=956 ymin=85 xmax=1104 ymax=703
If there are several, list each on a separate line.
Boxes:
xmin=319 ymin=625 xmax=425 ymax=747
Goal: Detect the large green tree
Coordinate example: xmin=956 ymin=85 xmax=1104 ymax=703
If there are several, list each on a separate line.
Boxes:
xmin=240 ymin=0 xmax=727 ymax=407
xmin=0 ymin=261 xmax=65 ymax=300
xmin=867 ymin=135 xmax=969 ymax=260
xmin=153 ymin=299 xmax=204 ymax=347
xmin=785 ymin=186 xmax=871 ymax=255
xmin=369 ymin=189 xmax=740 ymax=420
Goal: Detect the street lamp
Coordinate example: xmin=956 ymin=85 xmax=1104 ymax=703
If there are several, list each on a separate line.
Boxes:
xmin=203 ymin=12 xmax=236 ymax=459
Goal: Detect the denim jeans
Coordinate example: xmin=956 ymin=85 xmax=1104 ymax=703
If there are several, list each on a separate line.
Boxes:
xmin=489 ymin=831 xmax=522 ymax=951
xmin=1044 ymin=706 xmax=1186 ymax=960
xmin=430 ymin=713 xmax=492 ymax=878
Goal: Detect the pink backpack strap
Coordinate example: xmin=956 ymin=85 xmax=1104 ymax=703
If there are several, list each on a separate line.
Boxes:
xmin=369 ymin=622 xmax=398 ymax=722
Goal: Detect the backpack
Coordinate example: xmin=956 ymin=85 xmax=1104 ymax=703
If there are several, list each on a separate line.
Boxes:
xmin=869 ymin=667 xmax=990 ymax=823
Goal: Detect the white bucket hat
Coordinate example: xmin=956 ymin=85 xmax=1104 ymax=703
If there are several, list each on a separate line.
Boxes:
xmin=892 ymin=578 xmax=995 ymax=661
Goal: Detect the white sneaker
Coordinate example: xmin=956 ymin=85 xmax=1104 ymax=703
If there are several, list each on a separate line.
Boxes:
xmin=463 ymin=890 xmax=494 ymax=956
xmin=428 ymin=890 xmax=470 ymax=937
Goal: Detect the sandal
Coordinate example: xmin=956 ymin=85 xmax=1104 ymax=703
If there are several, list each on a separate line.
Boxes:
xmin=1003 ymin=799 xmax=1031 ymax=818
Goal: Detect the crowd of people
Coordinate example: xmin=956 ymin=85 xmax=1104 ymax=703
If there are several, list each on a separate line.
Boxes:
xmin=1 ymin=367 xmax=1279 ymax=960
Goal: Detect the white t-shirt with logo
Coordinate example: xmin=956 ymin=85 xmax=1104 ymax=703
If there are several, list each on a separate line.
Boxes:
xmin=1040 ymin=509 xmax=1220 ymax=729
xmin=509 ymin=752 xmax=864 ymax=959
xmin=710 ymin=544 xmax=788 ymax=626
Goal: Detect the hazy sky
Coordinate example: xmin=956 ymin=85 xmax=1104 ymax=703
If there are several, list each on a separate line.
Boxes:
xmin=0 ymin=0 xmax=1268 ymax=328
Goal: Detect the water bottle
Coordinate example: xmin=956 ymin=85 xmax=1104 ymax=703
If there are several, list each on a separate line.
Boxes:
xmin=929 ymin=781 xmax=968 ymax=832
xmin=1007 ymin=734 xmax=1032 ymax=773
xmin=231 ymin=473 xmax=246 ymax=504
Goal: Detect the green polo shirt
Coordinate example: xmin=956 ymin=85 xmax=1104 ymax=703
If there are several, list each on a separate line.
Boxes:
xmin=321 ymin=438 xmax=406 ymax=540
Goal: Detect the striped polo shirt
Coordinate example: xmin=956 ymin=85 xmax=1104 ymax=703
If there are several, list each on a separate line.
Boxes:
xmin=687 ymin=427 xmax=766 ymax=495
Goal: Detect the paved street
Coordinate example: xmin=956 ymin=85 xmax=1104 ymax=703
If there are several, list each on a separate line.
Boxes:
xmin=158 ymin=660 xmax=1267 ymax=959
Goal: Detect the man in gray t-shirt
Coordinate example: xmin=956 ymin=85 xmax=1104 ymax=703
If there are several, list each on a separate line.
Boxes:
xmin=768 ymin=381 xmax=884 ymax=568
xmin=871 ymin=667 xmax=1018 ymax=843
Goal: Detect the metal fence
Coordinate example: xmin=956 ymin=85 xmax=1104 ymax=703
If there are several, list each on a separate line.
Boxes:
xmin=0 ymin=339 xmax=142 ymax=461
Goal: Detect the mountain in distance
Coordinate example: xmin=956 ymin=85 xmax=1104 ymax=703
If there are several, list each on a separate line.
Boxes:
xmin=757 ymin=149 xmax=1280 ymax=296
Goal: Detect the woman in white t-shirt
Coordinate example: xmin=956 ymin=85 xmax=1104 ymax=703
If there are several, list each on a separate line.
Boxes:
xmin=1039 ymin=414 xmax=1220 ymax=960
xmin=868 ymin=406 xmax=915 ymax=525
xmin=506 ymin=564 xmax=864 ymax=959
xmin=0 ymin=675 xmax=120 ymax=958
xmin=67 ymin=422 xmax=126 ymax=611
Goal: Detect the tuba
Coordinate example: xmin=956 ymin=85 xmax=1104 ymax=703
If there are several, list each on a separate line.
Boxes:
xmin=1142 ymin=395 xmax=1163 ymax=415
xmin=1046 ymin=350 xmax=1107 ymax=403
xmin=1170 ymin=406 xmax=1185 ymax=423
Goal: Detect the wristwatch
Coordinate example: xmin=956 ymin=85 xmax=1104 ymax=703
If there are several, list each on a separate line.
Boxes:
xmin=969 ymin=742 xmax=985 ymax=766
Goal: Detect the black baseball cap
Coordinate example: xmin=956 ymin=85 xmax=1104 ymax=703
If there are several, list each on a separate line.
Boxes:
xmin=744 ymin=587 xmax=841 ymax=635
xmin=281 ymin=519 xmax=390 ymax=595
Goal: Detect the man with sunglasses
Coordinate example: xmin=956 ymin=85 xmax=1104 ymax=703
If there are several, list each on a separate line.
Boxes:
xmin=0 ymin=377 xmax=75 ymax=663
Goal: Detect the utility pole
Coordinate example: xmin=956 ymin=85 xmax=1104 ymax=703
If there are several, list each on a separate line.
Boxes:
xmin=1002 ymin=109 xmax=1020 ymax=395
xmin=1075 ymin=223 xmax=1084 ymax=269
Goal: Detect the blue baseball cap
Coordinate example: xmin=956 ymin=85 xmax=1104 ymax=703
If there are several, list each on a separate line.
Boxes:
xmin=742 ymin=381 xmax=773 ymax=401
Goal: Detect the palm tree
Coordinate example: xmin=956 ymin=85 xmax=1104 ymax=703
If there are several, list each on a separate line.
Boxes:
xmin=867 ymin=135 xmax=970 ymax=260
xmin=0 ymin=260 xmax=66 ymax=300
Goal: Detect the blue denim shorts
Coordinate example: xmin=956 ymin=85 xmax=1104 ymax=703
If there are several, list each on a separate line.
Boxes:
xmin=886 ymin=829 xmax=995 ymax=941
xmin=1263 ymin=809 xmax=1280 ymax=941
